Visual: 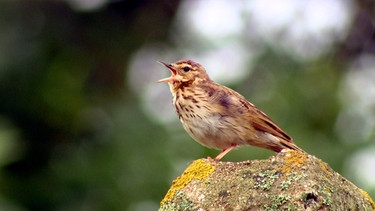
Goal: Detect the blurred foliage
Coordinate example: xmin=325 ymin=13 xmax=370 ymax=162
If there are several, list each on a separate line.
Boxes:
xmin=0 ymin=1 xmax=179 ymax=210
xmin=0 ymin=0 xmax=374 ymax=210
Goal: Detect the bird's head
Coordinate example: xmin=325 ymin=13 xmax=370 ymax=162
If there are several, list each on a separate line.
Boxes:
xmin=158 ymin=60 xmax=210 ymax=88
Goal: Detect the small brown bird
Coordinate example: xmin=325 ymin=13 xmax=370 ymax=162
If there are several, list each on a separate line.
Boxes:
xmin=158 ymin=59 xmax=304 ymax=161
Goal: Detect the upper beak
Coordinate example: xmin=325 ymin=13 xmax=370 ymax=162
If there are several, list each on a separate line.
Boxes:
xmin=157 ymin=61 xmax=177 ymax=83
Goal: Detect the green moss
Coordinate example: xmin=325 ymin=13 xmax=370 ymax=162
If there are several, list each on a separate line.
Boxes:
xmin=159 ymin=192 xmax=194 ymax=211
xmin=318 ymin=185 xmax=332 ymax=206
xmin=178 ymin=199 xmax=194 ymax=210
xmin=284 ymin=203 xmax=297 ymax=211
xmin=159 ymin=202 xmax=178 ymax=211
xmin=264 ymin=194 xmax=292 ymax=211
xmin=281 ymin=180 xmax=292 ymax=190
xmin=281 ymin=172 xmax=307 ymax=190
xmin=175 ymin=190 xmax=185 ymax=199
xmin=254 ymin=170 xmax=279 ymax=191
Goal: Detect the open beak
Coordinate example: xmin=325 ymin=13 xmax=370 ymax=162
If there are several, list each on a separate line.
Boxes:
xmin=157 ymin=61 xmax=177 ymax=83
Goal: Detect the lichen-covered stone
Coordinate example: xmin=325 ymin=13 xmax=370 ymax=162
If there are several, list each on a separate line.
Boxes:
xmin=160 ymin=159 xmax=215 ymax=207
xmin=159 ymin=150 xmax=375 ymax=211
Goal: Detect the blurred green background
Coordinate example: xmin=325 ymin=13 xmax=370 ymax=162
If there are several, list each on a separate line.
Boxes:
xmin=0 ymin=0 xmax=374 ymax=210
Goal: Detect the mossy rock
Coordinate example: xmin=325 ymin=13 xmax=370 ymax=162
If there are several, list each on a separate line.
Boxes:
xmin=159 ymin=150 xmax=375 ymax=211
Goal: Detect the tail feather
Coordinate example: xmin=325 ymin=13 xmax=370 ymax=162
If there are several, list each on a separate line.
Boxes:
xmin=279 ymin=139 xmax=305 ymax=153
xmin=255 ymin=131 xmax=305 ymax=153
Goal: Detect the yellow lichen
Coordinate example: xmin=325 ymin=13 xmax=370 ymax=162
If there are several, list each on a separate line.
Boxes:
xmin=359 ymin=189 xmax=375 ymax=210
xmin=319 ymin=161 xmax=333 ymax=176
xmin=280 ymin=150 xmax=307 ymax=174
xmin=160 ymin=159 xmax=215 ymax=205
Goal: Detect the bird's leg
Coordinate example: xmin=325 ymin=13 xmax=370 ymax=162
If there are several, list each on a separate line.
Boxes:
xmin=213 ymin=144 xmax=237 ymax=161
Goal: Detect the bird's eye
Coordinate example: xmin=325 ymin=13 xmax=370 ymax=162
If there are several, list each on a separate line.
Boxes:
xmin=183 ymin=66 xmax=190 ymax=72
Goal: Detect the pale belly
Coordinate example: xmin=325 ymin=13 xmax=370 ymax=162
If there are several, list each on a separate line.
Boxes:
xmin=179 ymin=114 xmax=246 ymax=150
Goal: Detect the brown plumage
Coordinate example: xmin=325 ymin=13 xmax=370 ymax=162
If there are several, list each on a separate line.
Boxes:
xmin=158 ymin=59 xmax=304 ymax=160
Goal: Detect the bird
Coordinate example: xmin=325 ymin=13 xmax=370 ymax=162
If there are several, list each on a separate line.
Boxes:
xmin=158 ymin=59 xmax=304 ymax=161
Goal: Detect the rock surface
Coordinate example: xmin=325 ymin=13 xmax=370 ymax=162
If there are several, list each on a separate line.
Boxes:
xmin=159 ymin=150 xmax=375 ymax=211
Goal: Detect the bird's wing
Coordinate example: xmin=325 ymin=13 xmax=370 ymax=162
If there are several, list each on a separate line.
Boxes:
xmin=249 ymin=105 xmax=292 ymax=142
xmin=222 ymin=86 xmax=293 ymax=142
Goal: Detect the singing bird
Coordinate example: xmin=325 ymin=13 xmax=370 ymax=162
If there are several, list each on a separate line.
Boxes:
xmin=158 ymin=59 xmax=304 ymax=160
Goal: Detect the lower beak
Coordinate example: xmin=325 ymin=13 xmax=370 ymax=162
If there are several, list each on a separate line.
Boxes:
xmin=158 ymin=61 xmax=177 ymax=83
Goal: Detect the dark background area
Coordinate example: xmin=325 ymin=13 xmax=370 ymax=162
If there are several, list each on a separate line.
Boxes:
xmin=0 ymin=1 xmax=374 ymax=210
